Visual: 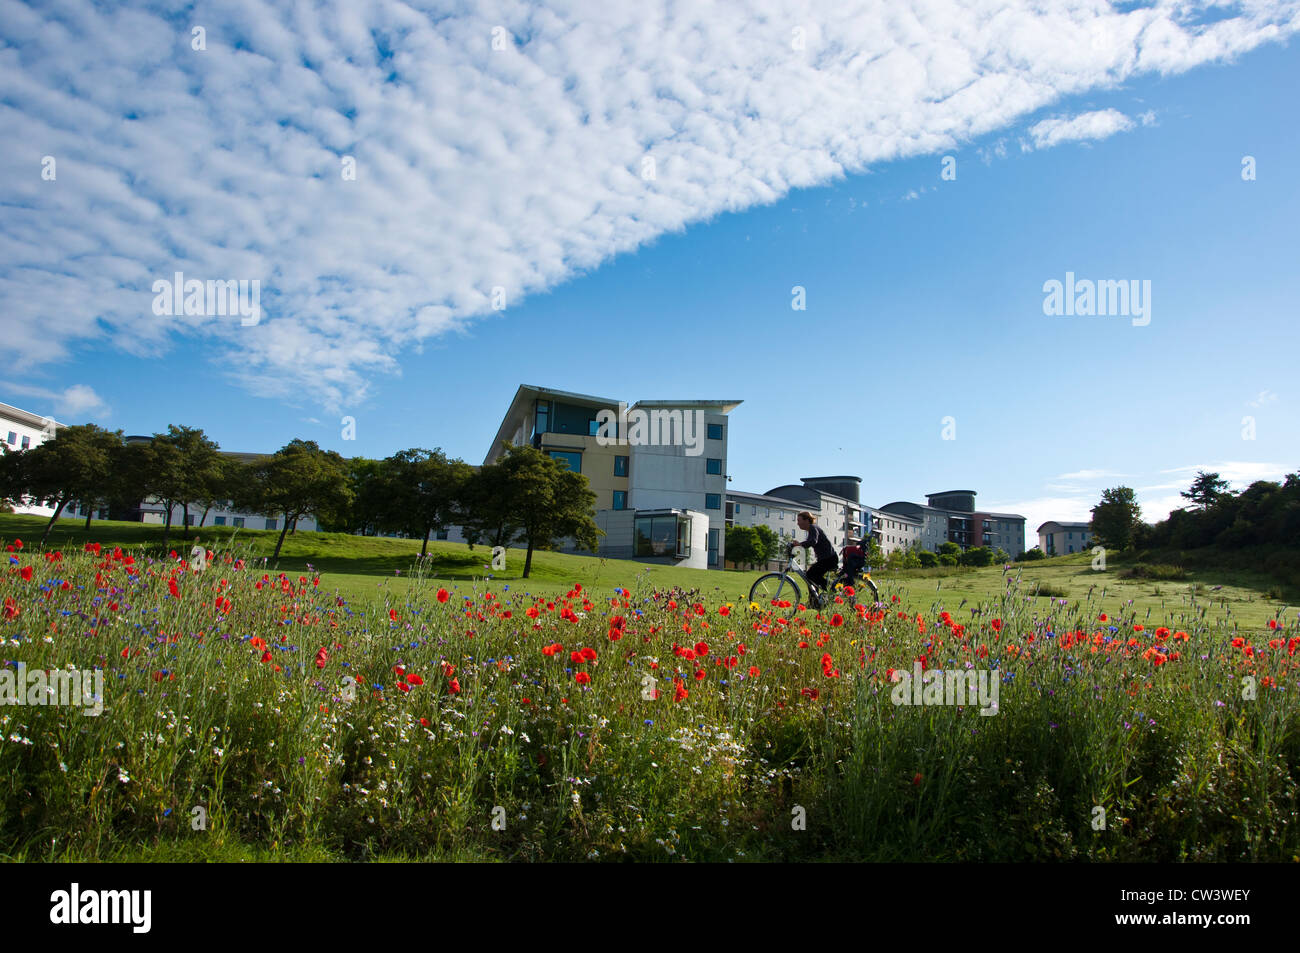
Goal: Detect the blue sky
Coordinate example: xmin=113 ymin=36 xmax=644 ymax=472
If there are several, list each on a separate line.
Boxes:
xmin=2 ymin=1 xmax=1297 ymax=535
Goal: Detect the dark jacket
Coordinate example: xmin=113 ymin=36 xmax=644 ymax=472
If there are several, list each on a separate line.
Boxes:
xmin=799 ymin=523 xmax=837 ymax=563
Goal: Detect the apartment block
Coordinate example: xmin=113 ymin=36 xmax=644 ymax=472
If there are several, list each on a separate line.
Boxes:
xmin=1037 ymin=521 xmax=1093 ymax=555
xmin=459 ymin=384 xmax=741 ymax=569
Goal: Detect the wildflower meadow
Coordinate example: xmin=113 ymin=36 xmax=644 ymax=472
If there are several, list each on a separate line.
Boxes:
xmin=1 ymin=535 xmax=1297 ymax=862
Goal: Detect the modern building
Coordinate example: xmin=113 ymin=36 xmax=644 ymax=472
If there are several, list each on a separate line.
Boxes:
xmin=0 ymin=400 xmax=64 ymax=517
xmin=878 ymin=490 xmax=1026 ymax=558
xmin=450 ymin=384 xmax=741 ymax=569
xmin=1037 ymin=521 xmax=1093 ymax=556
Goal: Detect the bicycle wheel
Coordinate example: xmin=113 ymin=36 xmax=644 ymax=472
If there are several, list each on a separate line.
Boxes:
xmin=749 ymin=573 xmax=803 ymax=617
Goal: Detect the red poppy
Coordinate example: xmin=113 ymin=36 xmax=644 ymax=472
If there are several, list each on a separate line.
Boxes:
xmin=574 ymin=672 xmax=590 ymax=685
xmin=389 ymin=608 xmax=399 ymax=621
xmin=748 ymin=666 xmax=760 ymax=677
xmin=407 ymin=673 xmax=424 ymax=686
xmin=581 ymin=647 xmax=598 ymax=661
xmin=673 ymin=678 xmax=688 ymax=702
xmin=694 ymin=641 xmax=709 ymax=657
xmin=448 ymin=678 xmax=461 ymax=694
xmin=420 ymin=717 xmax=431 ymax=727
xmin=991 ymin=618 xmax=1002 ymax=632
xmin=801 ymin=687 xmax=819 ymax=700
xmin=397 ymin=681 xmax=411 ymax=693
xmin=570 ymin=650 xmax=585 ymax=664
xmin=694 ymin=668 xmax=706 ymax=681
xmin=168 ymin=578 xmax=180 ymax=599
xmin=12 ymin=539 xmax=22 ymax=550
xmin=830 ymin=614 xmax=844 ymax=627
xmin=19 ymin=566 xmax=32 ymax=582
xmin=1268 ymin=619 xmax=1279 ymax=630
xmin=436 ymin=588 xmax=450 ymax=603
xmin=913 ymin=772 xmax=922 ymax=786
xmin=261 ymin=650 xmax=272 ymax=664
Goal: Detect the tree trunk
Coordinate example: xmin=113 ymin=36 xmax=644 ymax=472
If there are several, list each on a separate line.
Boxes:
xmin=161 ymin=505 xmax=172 ymax=554
xmin=41 ymin=496 xmax=69 ymax=547
xmin=290 ymin=518 xmax=297 ymax=536
xmin=421 ymin=527 xmax=430 ymax=558
xmin=180 ymin=503 xmax=190 ymax=540
xmin=199 ymin=505 xmax=211 ymax=529
xmin=523 ymin=537 xmax=534 ymax=578
xmin=273 ymin=513 xmax=292 ymax=560
xmin=84 ymin=507 xmax=92 ymax=530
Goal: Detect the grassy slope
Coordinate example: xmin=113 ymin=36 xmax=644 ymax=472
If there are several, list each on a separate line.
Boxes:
xmin=1 ymin=513 xmax=1291 ymax=628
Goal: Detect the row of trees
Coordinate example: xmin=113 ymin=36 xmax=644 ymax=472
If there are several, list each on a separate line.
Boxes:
xmin=1087 ymin=470 xmax=1300 ymax=552
xmin=0 ymin=426 xmax=602 ymax=575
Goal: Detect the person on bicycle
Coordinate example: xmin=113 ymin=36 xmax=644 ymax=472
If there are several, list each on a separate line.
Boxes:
xmin=791 ymin=511 xmax=838 ymax=603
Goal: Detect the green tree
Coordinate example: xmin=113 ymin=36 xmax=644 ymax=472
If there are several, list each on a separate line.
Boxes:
xmin=1180 ymin=471 xmax=1230 ymax=511
xmin=337 ymin=458 xmax=389 ymax=536
xmin=19 ymin=424 xmax=124 ymax=545
xmin=751 ymin=525 xmax=779 ymax=568
xmin=457 ymin=463 xmax=518 ymax=550
xmin=993 ymin=547 xmax=1010 ymax=565
xmin=725 ymin=525 xmax=761 ymax=569
xmin=1090 ymin=486 xmax=1143 ymax=551
xmin=245 ymin=440 xmax=354 ymax=560
xmin=938 ymin=541 xmax=961 ymax=558
xmin=143 ymin=426 xmax=223 ymax=551
xmin=0 ymin=446 xmax=29 ymax=512
xmin=959 ymin=546 xmax=993 ymax=567
xmin=493 ymin=445 xmax=601 ymax=578
xmin=1016 ymin=547 xmax=1046 ymax=561
xmin=918 ymin=550 xmax=938 ymax=568
xmin=382 ymin=448 xmax=474 ymax=557
xmin=938 ymin=553 xmax=958 ymax=567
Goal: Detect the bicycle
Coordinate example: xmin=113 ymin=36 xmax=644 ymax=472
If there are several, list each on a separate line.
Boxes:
xmin=748 ymin=544 xmax=880 ymax=618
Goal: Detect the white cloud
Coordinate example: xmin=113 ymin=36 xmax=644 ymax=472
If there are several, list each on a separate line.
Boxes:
xmin=1160 ymin=461 xmax=1293 ymax=487
xmin=0 ymin=382 xmax=110 ymax=420
xmin=1055 ymin=468 xmax=1127 ymax=481
xmin=2 ymin=1 xmax=1296 ymax=409
xmin=1247 ymin=389 xmax=1279 ymax=407
xmin=1025 ymin=108 xmax=1137 ymax=149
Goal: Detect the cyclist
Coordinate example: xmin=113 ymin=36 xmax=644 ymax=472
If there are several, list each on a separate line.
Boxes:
xmin=790 ymin=511 xmax=838 ymax=606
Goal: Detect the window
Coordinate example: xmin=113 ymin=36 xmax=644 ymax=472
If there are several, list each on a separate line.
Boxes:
xmin=20 ymin=436 xmax=30 ymax=450
xmin=233 ymin=517 xmax=245 ymax=528
xmin=535 ymin=400 xmax=550 ymax=435
xmin=634 ymin=515 xmax=691 ymax=558
xmin=779 ymin=511 xmax=784 ymax=520
xmin=708 ymin=528 xmax=719 ymax=567
xmin=613 ymin=490 xmax=627 ymax=510
xmin=5 ymin=432 xmax=14 ymax=445
xmin=706 ymin=458 xmax=722 ymax=475
xmin=764 ymin=508 xmax=770 ymax=518
xmin=707 ymin=423 xmax=723 ymax=440
xmin=751 ymin=506 xmax=756 ymax=516
xmin=588 ymin=418 xmax=601 ymax=436
xmin=266 ymin=518 xmax=278 ymax=531
xmin=705 ymin=493 xmax=721 ymax=510
xmin=214 ymin=516 xmax=226 ymax=526
xmin=614 ymin=455 xmax=629 ymax=477
xmin=436 ymin=528 xmax=449 ymax=540
xmin=548 ymin=450 xmax=581 ymax=473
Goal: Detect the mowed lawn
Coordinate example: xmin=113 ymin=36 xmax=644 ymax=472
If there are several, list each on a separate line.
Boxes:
xmin=0 ymin=513 xmax=1290 ymax=628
